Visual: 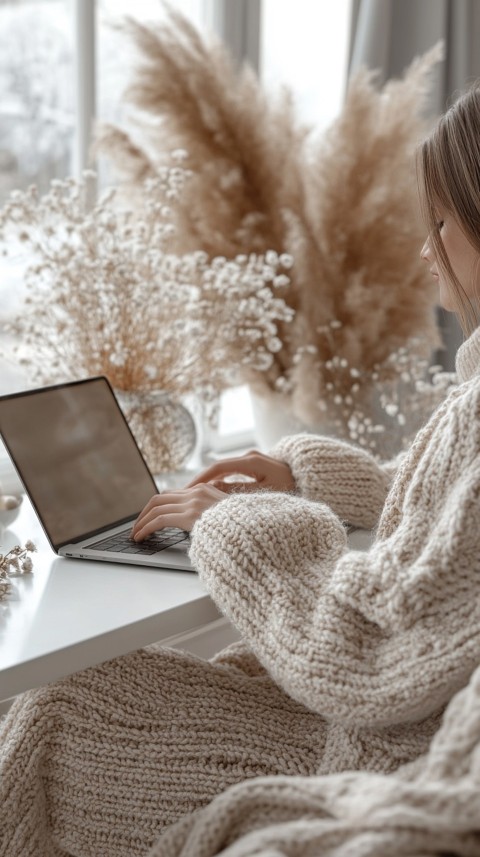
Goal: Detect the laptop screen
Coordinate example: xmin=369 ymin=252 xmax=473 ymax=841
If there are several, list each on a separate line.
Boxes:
xmin=0 ymin=377 xmax=158 ymax=549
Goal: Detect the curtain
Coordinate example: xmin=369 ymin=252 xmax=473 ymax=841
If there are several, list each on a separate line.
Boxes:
xmin=209 ymin=0 xmax=260 ymax=71
xmin=348 ymin=0 xmax=480 ymax=368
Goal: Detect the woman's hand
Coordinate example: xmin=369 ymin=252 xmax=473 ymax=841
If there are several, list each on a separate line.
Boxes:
xmin=131 ymin=450 xmax=295 ymax=542
xmin=132 ymin=484 xmax=227 ymax=541
xmin=187 ymin=449 xmax=296 ymax=494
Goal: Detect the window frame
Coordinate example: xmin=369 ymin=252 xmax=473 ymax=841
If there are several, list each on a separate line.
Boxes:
xmin=72 ymin=0 xmax=260 ymax=176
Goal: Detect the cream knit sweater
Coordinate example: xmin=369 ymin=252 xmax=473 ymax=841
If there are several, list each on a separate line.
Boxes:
xmin=2 ymin=327 xmax=480 ymax=857
xmin=149 ymin=663 xmax=480 ymax=857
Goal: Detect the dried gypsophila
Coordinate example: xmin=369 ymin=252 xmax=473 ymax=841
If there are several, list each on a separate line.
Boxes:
xmin=0 ymin=541 xmax=36 ymax=601
xmin=270 ymin=322 xmax=456 ymax=460
xmin=0 ymin=160 xmax=294 ymax=400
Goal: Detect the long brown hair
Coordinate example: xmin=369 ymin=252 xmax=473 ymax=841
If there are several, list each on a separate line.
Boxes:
xmin=418 ymin=83 xmax=480 ymax=335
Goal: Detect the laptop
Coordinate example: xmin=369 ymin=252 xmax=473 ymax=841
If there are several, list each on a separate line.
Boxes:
xmin=0 ymin=376 xmax=193 ymax=570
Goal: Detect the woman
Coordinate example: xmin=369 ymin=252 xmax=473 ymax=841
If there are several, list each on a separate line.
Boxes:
xmin=2 ymin=85 xmax=480 ymax=857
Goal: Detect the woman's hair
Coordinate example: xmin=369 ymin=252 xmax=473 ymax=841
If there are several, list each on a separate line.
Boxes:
xmin=418 ymin=82 xmax=480 ymax=335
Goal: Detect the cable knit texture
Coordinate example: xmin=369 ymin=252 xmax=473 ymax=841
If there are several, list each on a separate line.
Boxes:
xmin=149 ymin=663 xmax=480 ymax=857
xmin=270 ymin=433 xmax=398 ymax=530
xmin=1 ymin=327 xmax=480 ymax=856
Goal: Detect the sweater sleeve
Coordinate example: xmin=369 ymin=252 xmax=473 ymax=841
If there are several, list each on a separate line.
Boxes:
xmin=269 ymin=433 xmax=400 ymax=530
xmin=189 ymin=440 xmax=480 ymax=730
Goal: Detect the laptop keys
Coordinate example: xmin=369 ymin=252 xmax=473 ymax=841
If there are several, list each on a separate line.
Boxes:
xmin=88 ymin=527 xmax=190 ymax=555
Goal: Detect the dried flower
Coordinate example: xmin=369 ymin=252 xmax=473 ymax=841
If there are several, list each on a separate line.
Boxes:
xmin=0 ymin=542 xmax=36 ymax=598
xmin=0 ymin=166 xmax=294 ymax=403
xmin=96 ymin=11 xmax=443 ymax=428
xmin=281 ymin=331 xmax=456 ymax=459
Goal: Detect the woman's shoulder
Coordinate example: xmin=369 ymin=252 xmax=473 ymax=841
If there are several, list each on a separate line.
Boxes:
xmin=388 ymin=375 xmax=480 ymax=490
xmin=417 ymin=375 xmax=480 ymax=479
xmin=446 ymin=371 xmax=480 ymax=421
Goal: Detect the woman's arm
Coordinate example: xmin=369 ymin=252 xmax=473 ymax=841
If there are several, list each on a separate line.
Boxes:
xmin=189 ymin=453 xmax=480 ymax=729
xmin=132 ymin=449 xmax=297 ymax=540
xmin=270 ymin=434 xmax=401 ymax=529
xmin=187 ymin=435 xmax=400 ymax=531
xmin=186 ymin=449 xmax=296 ymax=493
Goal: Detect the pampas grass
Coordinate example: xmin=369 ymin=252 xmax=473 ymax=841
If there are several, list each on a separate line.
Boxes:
xmin=96 ymin=6 xmax=308 ymax=262
xmin=96 ymin=8 xmax=444 ymax=436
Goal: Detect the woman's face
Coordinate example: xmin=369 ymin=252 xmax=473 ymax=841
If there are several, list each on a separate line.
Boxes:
xmin=420 ymin=209 xmax=480 ymax=311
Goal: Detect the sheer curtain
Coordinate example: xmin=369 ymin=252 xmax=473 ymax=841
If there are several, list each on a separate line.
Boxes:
xmin=208 ymin=0 xmax=260 ymax=70
xmin=348 ymin=0 xmax=480 ymax=367
xmin=349 ymin=0 xmax=480 ymax=95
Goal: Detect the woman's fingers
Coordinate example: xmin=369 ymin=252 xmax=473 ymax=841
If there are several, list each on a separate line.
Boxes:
xmin=131 ymin=450 xmax=295 ymax=542
xmin=133 ymin=496 xmax=192 ymax=539
xmin=132 ymin=489 xmax=201 ymax=529
xmin=186 ymin=451 xmax=265 ymax=488
xmin=133 ymin=509 xmax=191 ymax=541
xmin=187 ymin=450 xmax=295 ymax=493
xmin=132 ymin=485 xmax=227 ymax=540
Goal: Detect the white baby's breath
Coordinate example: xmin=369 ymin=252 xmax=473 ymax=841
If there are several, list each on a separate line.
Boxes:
xmin=0 ymin=162 xmax=294 ymax=403
xmin=282 ymin=330 xmax=457 ymax=460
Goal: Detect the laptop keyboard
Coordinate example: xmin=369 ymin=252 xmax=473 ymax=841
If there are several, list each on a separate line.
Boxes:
xmin=88 ymin=527 xmax=190 ymax=556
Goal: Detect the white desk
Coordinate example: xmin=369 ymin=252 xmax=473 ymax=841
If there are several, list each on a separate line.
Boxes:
xmin=0 ymin=495 xmax=224 ymax=703
xmin=0 ymin=483 xmax=373 ymax=706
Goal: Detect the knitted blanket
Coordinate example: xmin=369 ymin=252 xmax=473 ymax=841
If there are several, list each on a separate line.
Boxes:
xmin=150 ymin=663 xmax=480 ymax=856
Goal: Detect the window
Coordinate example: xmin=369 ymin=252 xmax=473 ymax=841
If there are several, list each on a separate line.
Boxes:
xmin=0 ymin=0 xmax=208 ymax=325
xmin=0 ymin=0 xmax=73 ymax=206
xmin=0 ymin=0 xmax=209 ymax=199
xmin=261 ymin=0 xmax=352 ymax=129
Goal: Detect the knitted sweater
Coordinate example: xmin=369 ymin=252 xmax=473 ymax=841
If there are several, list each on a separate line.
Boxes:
xmin=2 ymin=327 xmax=480 ymax=857
xmin=149 ymin=662 xmax=480 ymax=857
xmin=190 ymin=329 xmax=480 ymax=730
